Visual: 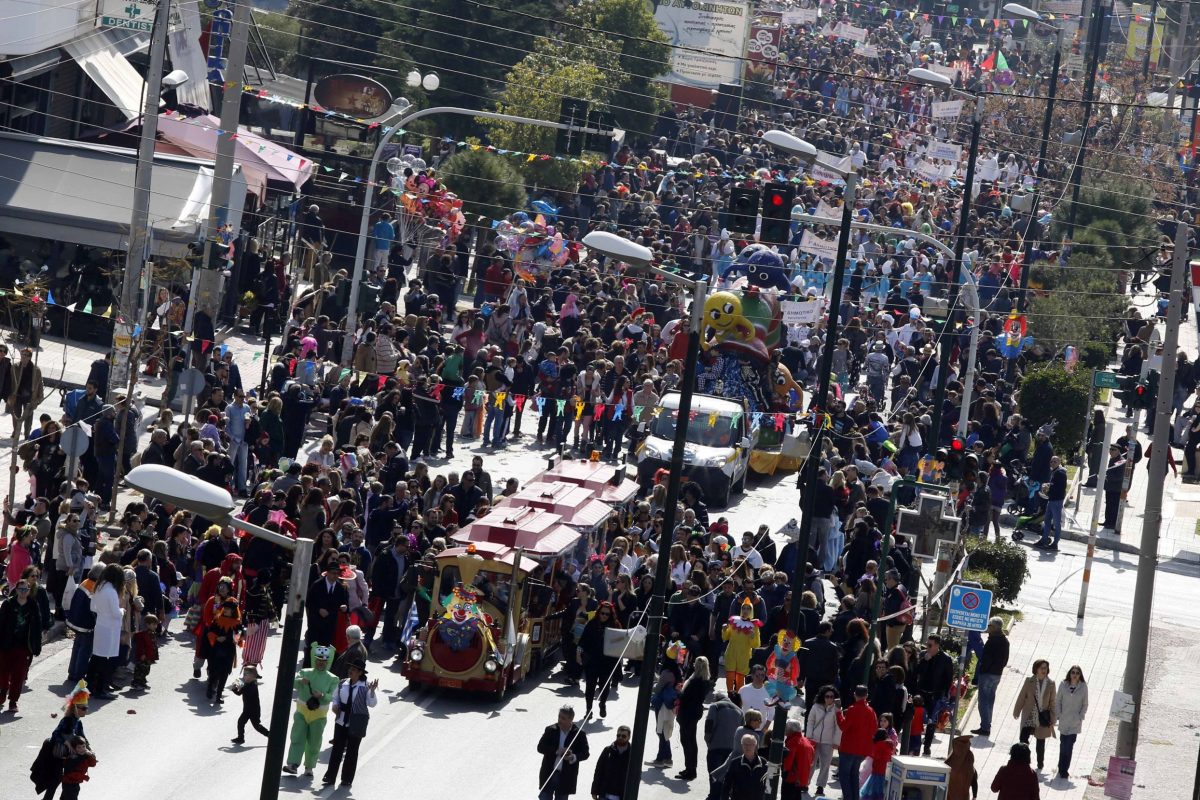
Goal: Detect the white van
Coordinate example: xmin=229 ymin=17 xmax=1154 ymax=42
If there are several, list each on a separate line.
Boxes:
xmin=634 ymin=391 xmax=757 ymax=507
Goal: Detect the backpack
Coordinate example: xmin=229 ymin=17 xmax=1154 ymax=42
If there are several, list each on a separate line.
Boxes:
xmin=897 ymin=586 xmax=914 ymax=626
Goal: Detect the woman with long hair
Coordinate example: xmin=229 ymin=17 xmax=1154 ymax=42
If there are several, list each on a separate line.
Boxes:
xmin=87 ymin=564 xmax=126 ymax=700
xmin=576 ymin=600 xmax=622 ymax=719
xmin=1055 ymin=665 xmax=1088 ymax=779
xmin=674 ymin=656 xmax=713 ymax=781
xmin=1013 ymin=659 xmax=1057 ymax=772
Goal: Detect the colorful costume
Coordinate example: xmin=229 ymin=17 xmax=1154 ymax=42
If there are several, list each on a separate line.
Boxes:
xmin=285 ymin=644 xmax=338 ymax=773
xmin=764 ymin=630 xmax=803 ymax=707
xmin=721 ymin=599 xmax=762 ymax=692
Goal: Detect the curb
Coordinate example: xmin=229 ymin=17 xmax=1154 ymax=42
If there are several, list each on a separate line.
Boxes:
xmin=1058 ymin=526 xmax=1141 ymax=556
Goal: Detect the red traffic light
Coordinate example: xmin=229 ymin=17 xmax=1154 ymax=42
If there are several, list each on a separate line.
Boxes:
xmin=950 ymin=437 xmax=965 ymax=452
xmin=770 ymin=194 xmax=785 ymax=207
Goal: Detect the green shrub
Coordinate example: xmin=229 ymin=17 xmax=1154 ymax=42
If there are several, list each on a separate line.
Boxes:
xmin=963 ymin=567 xmax=1000 ymax=598
xmin=965 ymin=537 xmax=1029 ymax=604
xmin=1018 ymin=363 xmax=1091 ymax=455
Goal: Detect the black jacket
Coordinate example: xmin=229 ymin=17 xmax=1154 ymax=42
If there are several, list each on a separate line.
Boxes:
xmin=537 ymin=723 xmax=590 ymax=795
xmin=977 ymin=632 xmax=1010 ymax=676
xmin=590 ymin=743 xmax=631 ymax=798
xmin=369 ymin=545 xmax=412 ymax=600
xmin=801 ymin=635 xmax=841 ymax=689
xmin=722 ymin=753 xmax=769 ymax=799
xmin=0 ymin=596 xmax=43 ymax=656
xmin=915 ymin=649 xmax=955 ymax=701
xmin=677 ymin=676 xmax=714 ymax=724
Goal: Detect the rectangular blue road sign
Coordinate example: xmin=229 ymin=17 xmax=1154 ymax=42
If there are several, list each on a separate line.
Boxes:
xmin=946 ymin=585 xmax=993 ymax=632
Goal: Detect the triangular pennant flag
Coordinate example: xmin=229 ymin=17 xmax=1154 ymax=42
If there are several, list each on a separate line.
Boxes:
xmin=494 ymin=391 xmax=506 ymax=408
xmin=981 ymin=50 xmax=996 ymax=71
xmin=287 ymin=358 xmax=296 ymax=376
xmin=708 ymin=412 xmax=718 ymax=427
xmin=514 ymin=395 xmax=526 ymax=412
xmin=996 ymin=51 xmax=1009 ymax=72
xmin=452 ymin=386 xmax=465 ymax=400
xmin=81 ymin=299 xmax=92 ymax=315
xmin=730 ymin=411 xmax=742 ymax=429
xmin=556 ymin=399 xmax=566 ymax=415
xmin=46 ymin=291 xmax=56 ymax=305
xmin=431 ymin=383 xmax=444 ymax=401
xmin=632 ymin=405 xmax=642 ymax=421
xmin=535 ymin=396 xmax=545 ymax=412
xmin=100 ymin=306 xmax=112 ymax=318
xmin=475 ymin=390 xmax=486 ymax=405
xmin=377 ymin=375 xmax=387 ymax=390
xmin=199 ymin=338 xmax=211 ymax=353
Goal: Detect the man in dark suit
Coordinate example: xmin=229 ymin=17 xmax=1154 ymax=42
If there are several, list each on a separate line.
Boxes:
xmin=536 ymin=705 xmax=590 ymax=800
xmin=306 ymin=561 xmax=349 ymax=659
xmin=802 ymin=621 xmax=842 ymax=716
xmin=133 ymin=548 xmax=165 ymax=621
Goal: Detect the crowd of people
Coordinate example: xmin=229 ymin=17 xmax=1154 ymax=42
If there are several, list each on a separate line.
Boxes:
xmin=2 ymin=0 xmax=1196 ymax=797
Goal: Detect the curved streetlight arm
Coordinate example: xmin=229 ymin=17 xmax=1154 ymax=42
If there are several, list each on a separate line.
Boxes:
xmin=340 ymin=107 xmax=609 ymax=363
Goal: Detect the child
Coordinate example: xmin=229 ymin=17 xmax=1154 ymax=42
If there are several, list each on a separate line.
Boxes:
xmin=60 ymin=735 xmax=98 ymax=800
xmin=879 ymin=712 xmax=900 ymax=749
xmin=907 ymin=695 xmax=926 ymax=756
xmin=130 ymin=614 xmax=160 ymax=689
xmin=203 ymin=598 xmax=242 ymax=705
xmin=862 ymin=728 xmax=896 ymax=800
xmin=230 ymin=665 xmax=271 ymax=745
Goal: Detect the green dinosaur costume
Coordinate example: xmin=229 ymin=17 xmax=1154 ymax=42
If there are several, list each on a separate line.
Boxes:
xmin=285 ymin=643 xmax=339 ymax=771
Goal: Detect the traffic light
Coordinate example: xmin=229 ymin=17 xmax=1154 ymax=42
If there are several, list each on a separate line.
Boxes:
xmin=945 ymin=437 xmax=965 ymax=481
xmin=727 ymin=187 xmax=760 ymax=235
xmin=1135 ymin=370 xmax=1159 ymax=410
xmin=760 ymin=184 xmax=795 ymax=245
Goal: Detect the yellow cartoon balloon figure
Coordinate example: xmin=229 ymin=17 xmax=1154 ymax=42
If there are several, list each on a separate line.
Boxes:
xmin=702 ymin=291 xmax=756 ymax=350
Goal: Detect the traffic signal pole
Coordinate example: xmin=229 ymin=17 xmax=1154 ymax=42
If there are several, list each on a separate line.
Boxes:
xmin=1116 ymin=220 xmax=1189 ymax=760
xmin=1114 ymin=354 xmax=1152 ymax=534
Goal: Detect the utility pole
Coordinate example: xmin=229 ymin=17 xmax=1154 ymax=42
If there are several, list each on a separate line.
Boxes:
xmin=1142 ymin=0 xmax=1160 ymax=78
xmin=1162 ymin=0 xmax=1190 ymax=134
xmin=1116 ymin=221 xmax=1189 ymax=760
xmin=114 ymin=0 xmax=171 ymax=402
xmin=183 ymin=0 xmax=250 ymax=418
xmin=1077 ymin=421 xmax=1112 ymax=618
xmin=1066 ymin=0 xmax=1109 ymax=238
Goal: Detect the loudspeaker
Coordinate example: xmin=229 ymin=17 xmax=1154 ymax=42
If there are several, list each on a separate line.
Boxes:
xmin=713 ymin=82 xmax=741 ymax=131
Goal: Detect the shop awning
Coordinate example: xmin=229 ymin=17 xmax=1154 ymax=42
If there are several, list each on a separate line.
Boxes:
xmin=63 ymin=31 xmax=145 ymax=121
xmin=0 ymin=131 xmax=245 ymax=259
xmin=156 ymin=112 xmax=312 ymax=201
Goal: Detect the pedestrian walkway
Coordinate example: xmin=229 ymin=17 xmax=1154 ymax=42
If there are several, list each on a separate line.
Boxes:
xmin=957 ymin=607 xmax=1131 ymax=797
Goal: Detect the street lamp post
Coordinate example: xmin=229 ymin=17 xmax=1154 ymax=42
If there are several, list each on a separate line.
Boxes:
xmin=581 ymin=232 xmax=708 ymax=800
xmin=759 ymin=130 xmax=857 ymax=800
xmin=124 ymin=465 xmax=312 ymax=800
xmin=908 ymin=68 xmax=985 ymax=447
xmin=1005 ymin=3 xmax=1064 ymax=383
xmin=339 ymin=105 xmax=609 ymax=365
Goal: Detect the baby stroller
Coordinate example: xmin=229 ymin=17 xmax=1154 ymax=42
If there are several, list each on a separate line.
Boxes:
xmin=1004 ymin=460 xmax=1046 ymax=541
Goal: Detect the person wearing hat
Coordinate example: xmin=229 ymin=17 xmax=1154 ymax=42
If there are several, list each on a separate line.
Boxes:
xmin=322 ymin=659 xmax=378 ymax=788
xmin=231 ymin=664 xmax=270 ymax=745
xmin=31 ymin=681 xmax=91 ymax=798
xmin=284 ymin=644 xmax=339 ymax=777
xmin=305 ymin=560 xmax=350 ymax=658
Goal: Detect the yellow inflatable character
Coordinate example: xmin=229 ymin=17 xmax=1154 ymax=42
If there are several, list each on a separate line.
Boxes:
xmin=702 ymin=291 xmax=756 ymax=350
xmin=772 ymin=363 xmax=804 ymax=410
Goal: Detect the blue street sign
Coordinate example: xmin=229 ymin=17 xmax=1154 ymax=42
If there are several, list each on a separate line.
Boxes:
xmin=946 ymin=585 xmax=993 ymax=632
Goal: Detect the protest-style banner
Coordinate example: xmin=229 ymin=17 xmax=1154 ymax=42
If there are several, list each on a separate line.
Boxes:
xmin=854 ymin=42 xmax=881 ymax=58
xmin=815 ymin=199 xmax=840 ymax=220
xmin=782 ymin=7 xmax=819 ymax=24
xmin=782 ymin=298 xmax=824 ymax=324
xmin=835 ymin=22 xmax=868 ymax=42
xmin=799 ymin=230 xmax=840 ymax=261
xmin=931 ymin=99 xmax=963 ymax=119
xmin=927 ymin=141 xmax=962 ymax=162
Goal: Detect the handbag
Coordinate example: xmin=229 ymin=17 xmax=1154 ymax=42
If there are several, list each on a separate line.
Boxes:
xmin=1038 ymin=709 xmax=1052 ymax=727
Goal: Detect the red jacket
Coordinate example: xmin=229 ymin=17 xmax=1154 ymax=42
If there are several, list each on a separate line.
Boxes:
xmin=782 ymin=731 xmax=815 ymax=785
xmin=991 ymin=762 xmax=1041 ymax=800
xmin=870 ymin=738 xmax=895 ymax=775
xmin=836 ymin=700 xmax=879 ymax=757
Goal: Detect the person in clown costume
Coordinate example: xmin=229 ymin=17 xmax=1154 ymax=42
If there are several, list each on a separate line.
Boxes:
xmin=721 ymin=598 xmax=762 ymax=692
xmin=282 ymin=644 xmax=339 ymax=777
xmin=764 ymin=630 xmax=803 ymax=707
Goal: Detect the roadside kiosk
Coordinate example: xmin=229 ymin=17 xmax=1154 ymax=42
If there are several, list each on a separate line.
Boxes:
xmin=886 ymin=755 xmax=950 ymax=800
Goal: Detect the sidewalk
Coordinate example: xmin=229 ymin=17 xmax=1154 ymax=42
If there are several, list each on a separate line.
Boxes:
xmin=957 ymin=607 xmax=1132 ymax=797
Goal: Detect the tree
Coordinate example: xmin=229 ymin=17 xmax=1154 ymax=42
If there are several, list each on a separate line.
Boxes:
xmin=439 ymin=149 xmax=527 ymax=224
xmin=283 ymin=0 xmax=389 ymax=71
xmin=482 ymin=52 xmax=616 ymax=189
xmin=1018 ymin=363 xmax=1091 ymax=455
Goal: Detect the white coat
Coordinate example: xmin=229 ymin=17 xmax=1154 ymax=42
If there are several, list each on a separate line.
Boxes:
xmin=1055 ymin=680 xmax=1089 ymax=737
xmin=90 ymin=582 xmax=124 ymax=658
xmin=805 ymin=702 xmax=843 ymax=747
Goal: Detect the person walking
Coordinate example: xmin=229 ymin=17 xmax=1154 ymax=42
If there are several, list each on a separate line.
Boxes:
xmin=1012 ymin=659 xmax=1056 ymax=772
xmin=1034 ymin=456 xmax=1068 ymax=550
xmin=590 ymin=725 xmax=632 ymax=800
xmin=946 ymin=734 xmax=977 ymax=800
xmin=804 ymin=684 xmax=841 ymax=796
xmin=991 ymin=743 xmax=1040 ymax=799
xmin=1101 ymin=445 xmax=1125 ymax=531
xmin=536 ymin=705 xmax=590 ymax=800
xmin=971 ymin=617 xmax=1009 ymax=738
xmin=703 ymin=691 xmax=743 ymax=800
xmin=836 ymin=685 xmax=879 ymax=800
xmin=721 ymin=733 xmax=769 ymax=800
xmin=675 ymin=655 xmax=713 ymax=780
xmin=781 ymin=718 xmax=816 ymax=800
xmin=230 ymin=665 xmax=270 ymax=746
xmin=1054 ymin=665 xmax=1088 ymax=779
xmin=577 ymin=600 xmax=621 ymax=719
xmin=321 ymin=660 xmax=378 ymax=789
xmin=0 ymin=576 xmax=43 ymax=712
